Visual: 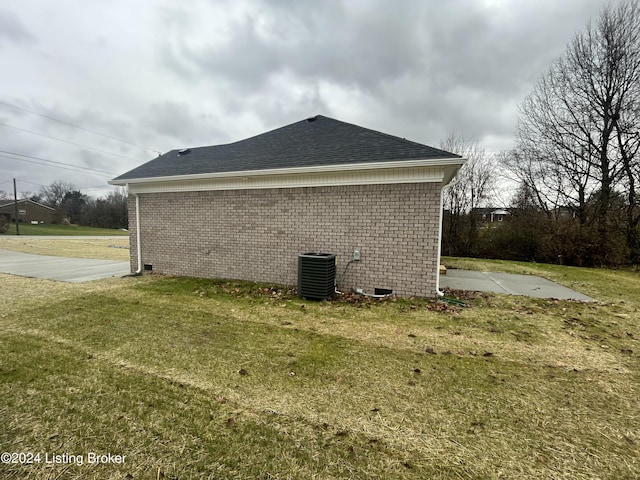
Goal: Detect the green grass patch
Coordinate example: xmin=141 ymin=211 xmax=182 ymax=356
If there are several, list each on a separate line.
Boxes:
xmin=1 ymin=265 xmax=639 ymax=479
xmin=2 ymin=223 xmax=128 ymax=236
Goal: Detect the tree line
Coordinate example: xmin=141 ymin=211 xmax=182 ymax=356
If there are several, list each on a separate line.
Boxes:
xmin=444 ymin=0 xmax=640 ymax=267
xmin=0 ymin=181 xmax=128 ymax=230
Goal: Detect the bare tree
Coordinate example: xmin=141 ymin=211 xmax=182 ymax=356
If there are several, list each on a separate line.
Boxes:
xmin=39 ymin=181 xmax=76 ymax=223
xmin=507 ymin=0 xmax=640 ymax=264
xmin=39 ymin=181 xmax=76 ymax=208
xmin=440 ymin=132 xmax=496 ymax=256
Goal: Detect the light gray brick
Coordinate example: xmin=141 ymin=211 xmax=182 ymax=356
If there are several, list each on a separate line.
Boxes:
xmin=128 ymin=182 xmax=442 ymax=297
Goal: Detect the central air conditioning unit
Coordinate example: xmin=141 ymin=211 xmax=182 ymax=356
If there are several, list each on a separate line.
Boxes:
xmin=297 ymin=253 xmax=336 ymax=300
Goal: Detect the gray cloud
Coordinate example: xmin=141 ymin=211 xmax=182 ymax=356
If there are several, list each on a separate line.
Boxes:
xmin=159 ymin=1 xmax=424 ymax=92
xmin=0 ymin=8 xmax=36 ymax=46
xmin=0 ymin=0 xmax=622 ymax=196
xmin=154 ymin=0 xmax=611 ymax=144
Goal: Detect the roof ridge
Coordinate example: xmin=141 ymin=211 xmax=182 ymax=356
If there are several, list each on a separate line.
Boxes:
xmin=223 ymin=115 xmax=328 ymax=147
xmin=312 ymin=115 xmax=455 ymax=153
xmin=111 ymin=115 xmax=462 ymax=182
xmin=158 ymin=115 xmax=459 ymax=156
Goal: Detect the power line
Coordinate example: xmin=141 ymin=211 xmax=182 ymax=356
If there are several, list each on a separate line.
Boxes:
xmin=79 ymin=185 xmax=113 ymax=190
xmin=1 ymin=150 xmax=117 ymax=175
xmin=12 ymin=179 xmax=116 ymax=191
xmin=1 ymin=154 xmax=111 ymax=177
xmin=0 ymin=121 xmax=145 ymax=162
xmin=0 ymin=150 xmax=117 ymax=177
xmin=0 ymin=99 xmax=161 ymax=154
xmin=15 ymin=178 xmax=46 ymax=188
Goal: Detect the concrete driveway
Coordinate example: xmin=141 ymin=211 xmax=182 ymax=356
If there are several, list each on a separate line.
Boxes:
xmin=0 ymin=249 xmax=130 ymax=282
xmin=440 ymin=269 xmax=593 ymax=301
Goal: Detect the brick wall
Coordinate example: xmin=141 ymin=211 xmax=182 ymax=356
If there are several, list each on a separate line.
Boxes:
xmin=128 ymin=182 xmax=442 ymax=297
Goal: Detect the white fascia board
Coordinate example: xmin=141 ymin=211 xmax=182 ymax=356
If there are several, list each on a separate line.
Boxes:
xmin=109 ymin=157 xmax=466 ymax=187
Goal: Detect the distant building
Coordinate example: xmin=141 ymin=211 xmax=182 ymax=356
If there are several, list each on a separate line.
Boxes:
xmin=554 ymin=206 xmax=577 ymax=219
xmin=474 ymin=208 xmax=511 ymax=223
xmin=0 ymin=199 xmax=55 ymax=224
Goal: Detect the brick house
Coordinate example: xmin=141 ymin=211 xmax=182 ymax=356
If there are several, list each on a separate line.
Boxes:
xmin=0 ymin=199 xmax=55 ymax=224
xmin=110 ymin=115 xmax=465 ymax=297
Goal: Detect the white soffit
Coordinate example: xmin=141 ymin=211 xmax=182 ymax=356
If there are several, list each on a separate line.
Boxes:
xmin=114 ymin=157 xmax=466 ymax=193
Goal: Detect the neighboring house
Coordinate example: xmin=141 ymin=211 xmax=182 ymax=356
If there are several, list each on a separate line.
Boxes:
xmin=0 ymin=199 xmax=55 ymax=224
xmin=110 ymin=115 xmax=465 ymax=297
xmin=554 ymin=206 xmax=577 ymax=219
xmin=475 ymin=208 xmax=511 ymax=223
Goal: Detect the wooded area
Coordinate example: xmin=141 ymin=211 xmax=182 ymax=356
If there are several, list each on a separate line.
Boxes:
xmin=0 ymin=181 xmax=127 ymax=230
xmin=444 ymin=1 xmax=640 ymax=267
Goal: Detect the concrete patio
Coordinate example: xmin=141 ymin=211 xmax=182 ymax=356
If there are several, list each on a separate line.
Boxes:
xmin=440 ymin=269 xmax=593 ymax=301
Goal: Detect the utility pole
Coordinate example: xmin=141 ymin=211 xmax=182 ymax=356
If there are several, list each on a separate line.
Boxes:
xmin=13 ymin=178 xmax=19 ymax=235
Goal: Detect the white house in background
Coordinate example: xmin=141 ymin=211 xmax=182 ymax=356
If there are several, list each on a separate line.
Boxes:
xmin=475 ymin=208 xmax=511 ymax=223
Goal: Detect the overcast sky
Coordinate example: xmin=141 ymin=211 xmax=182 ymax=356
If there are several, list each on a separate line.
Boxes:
xmin=0 ymin=0 xmax=617 ymax=198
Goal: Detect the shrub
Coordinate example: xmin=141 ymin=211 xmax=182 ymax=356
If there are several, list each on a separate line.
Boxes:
xmin=0 ymin=215 xmax=9 ymax=234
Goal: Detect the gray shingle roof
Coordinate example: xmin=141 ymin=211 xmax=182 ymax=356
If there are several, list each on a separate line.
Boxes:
xmin=112 ymin=115 xmax=460 ymax=182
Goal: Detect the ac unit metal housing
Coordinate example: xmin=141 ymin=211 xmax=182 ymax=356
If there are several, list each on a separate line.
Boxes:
xmin=298 ymin=253 xmax=336 ymax=300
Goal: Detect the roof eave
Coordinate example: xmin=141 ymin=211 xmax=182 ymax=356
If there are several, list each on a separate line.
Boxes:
xmin=0 ymin=199 xmax=55 ymax=211
xmin=109 ymin=157 xmax=466 ymax=186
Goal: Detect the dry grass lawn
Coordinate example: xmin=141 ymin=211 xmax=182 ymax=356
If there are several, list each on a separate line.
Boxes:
xmin=0 ymin=237 xmax=129 ymax=261
xmin=0 ymin=255 xmax=638 ymax=479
